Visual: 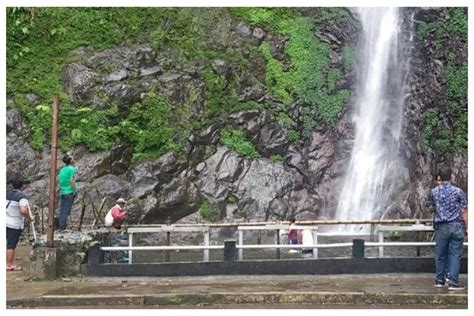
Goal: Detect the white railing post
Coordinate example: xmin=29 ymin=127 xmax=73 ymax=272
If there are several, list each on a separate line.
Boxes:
xmin=370 ymin=224 xmax=375 ymax=242
xmin=378 ymin=229 xmax=384 ymax=258
xmin=275 ymin=229 xmax=280 ymax=259
xmin=203 ymin=229 xmax=210 ymax=262
xmin=238 ymin=230 xmax=243 ymax=260
xmin=128 ymin=232 xmax=133 ymax=264
xmin=312 ymin=229 xmax=318 ymax=259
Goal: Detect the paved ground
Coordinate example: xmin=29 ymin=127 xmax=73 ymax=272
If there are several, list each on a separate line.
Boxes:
xmin=6 ymin=245 xmax=468 ymax=309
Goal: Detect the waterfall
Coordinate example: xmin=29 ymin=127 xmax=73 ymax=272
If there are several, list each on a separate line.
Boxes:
xmin=335 ymin=8 xmax=411 ymax=233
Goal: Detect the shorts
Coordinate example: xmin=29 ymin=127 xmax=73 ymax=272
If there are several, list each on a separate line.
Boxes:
xmin=6 ymin=227 xmax=23 ymax=250
xmin=289 ymin=238 xmax=299 ymax=245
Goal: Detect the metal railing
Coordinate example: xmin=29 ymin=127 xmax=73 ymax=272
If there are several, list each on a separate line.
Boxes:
xmin=100 ymin=219 xmax=468 ymax=263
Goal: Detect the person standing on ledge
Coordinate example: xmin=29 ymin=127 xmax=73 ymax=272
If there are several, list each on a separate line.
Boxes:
xmin=57 ymin=153 xmax=77 ymax=231
xmin=430 ymin=167 xmax=468 ymax=291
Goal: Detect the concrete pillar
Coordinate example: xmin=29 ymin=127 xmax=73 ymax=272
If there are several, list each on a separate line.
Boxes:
xmin=224 ymin=240 xmax=237 ymax=262
xmin=352 ymin=239 xmax=365 ymax=258
xmin=27 ymin=246 xmax=58 ymax=280
xmin=88 ymin=243 xmax=104 ymax=265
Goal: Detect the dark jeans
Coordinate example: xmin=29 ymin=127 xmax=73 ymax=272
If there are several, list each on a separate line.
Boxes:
xmin=435 ymin=222 xmax=465 ymax=286
xmin=59 ymin=193 xmax=75 ymax=230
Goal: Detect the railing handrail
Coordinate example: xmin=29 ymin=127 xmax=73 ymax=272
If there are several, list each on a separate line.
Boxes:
xmin=122 ymin=219 xmax=433 ymax=229
xmin=376 ymin=224 xmax=434 ymax=232
xmin=100 ymin=242 xmax=467 ymax=252
xmin=101 ymin=245 xmax=224 ymax=251
xmin=237 ymin=225 xmax=319 ymax=230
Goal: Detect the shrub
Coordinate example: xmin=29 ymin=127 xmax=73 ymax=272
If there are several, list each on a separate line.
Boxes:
xmin=270 ymin=154 xmax=283 ymax=163
xmin=199 ymin=201 xmax=219 ymax=222
xmin=219 ymin=128 xmax=260 ymax=160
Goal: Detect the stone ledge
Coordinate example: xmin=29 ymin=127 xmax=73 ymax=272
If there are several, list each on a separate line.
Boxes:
xmin=7 ymin=292 xmax=467 ymax=308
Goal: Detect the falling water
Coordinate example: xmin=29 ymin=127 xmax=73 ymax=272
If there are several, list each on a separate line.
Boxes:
xmin=335 ymin=8 xmax=411 ymax=233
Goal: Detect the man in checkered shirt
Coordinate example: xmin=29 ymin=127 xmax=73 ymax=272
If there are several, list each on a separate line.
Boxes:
xmin=430 ymin=168 xmax=468 ymax=291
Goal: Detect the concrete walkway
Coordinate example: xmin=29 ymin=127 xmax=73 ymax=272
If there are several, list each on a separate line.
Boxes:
xmin=6 ymin=246 xmax=468 ymax=308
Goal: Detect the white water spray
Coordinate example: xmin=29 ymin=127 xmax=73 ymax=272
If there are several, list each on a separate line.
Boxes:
xmin=335 ymin=8 xmax=410 ymax=233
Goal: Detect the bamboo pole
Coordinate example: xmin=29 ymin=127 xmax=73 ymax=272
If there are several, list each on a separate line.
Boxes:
xmin=47 ymin=95 xmax=60 ymax=247
xmin=76 ymin=219 xmax=433 ymax=230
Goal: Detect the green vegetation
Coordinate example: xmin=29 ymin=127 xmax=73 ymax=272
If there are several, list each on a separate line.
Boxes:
xmin=9 ymin=7 xmax=465 ymax=165
xmin=229 ymin=8 xmax=294 ymax=33
xmin=6 ymin=8 xmax=248 ymax=157
xmin=388 ymin=231 xmax=433 ymax=242
xmin=445 ymin=8 xmax=468 ymax=38
xmin=227 ymin=195 xmax=237 ymax=203
xmin=234 ymin=8 xmax=351 ymax=129
xmin=7 ymin=7 xmax=354 ymax=158
xmin=219 ymin=128 xmax=260 ymax=159
xmin=199 ymin=201 xmax=220 ymax=222
xmin=416 ymin=21 xmax=432 ymax=40
xmin=277 ymin=112 xmax=295 ymax=127
xmin=119 ymin=93 xmax=184 ymax=161
xmin=269 ymin=154 xmax=284 ymax=163
xmin=417 ymin=9 xmax=466 ymax=40
xmin=420 ymin=108 xmax=440 ymax=153
xmin=11 ymin=93 xmax=120 ymax=151
xmin=168 ymin=295 xmax=187 ymax=304
xmin=342 ymin=45 xmax=353 ymax=73
xmin=287 ymin=129 xmax=301 ymax=143
xmin=446 ymin=59 xmax=467 ymax=104
xmin=259 ymin=42 xmax=292 ymax=105
xmin=418 ymin=8 xmax=467 ymax=156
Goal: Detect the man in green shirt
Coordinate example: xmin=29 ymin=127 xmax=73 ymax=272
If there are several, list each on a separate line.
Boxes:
xmin=57 ymin=154 xmax=77 ymax=231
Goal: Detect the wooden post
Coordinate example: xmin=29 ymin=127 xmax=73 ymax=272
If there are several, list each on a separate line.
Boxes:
xmin=47 ymin=95 xmax=59 ymax=248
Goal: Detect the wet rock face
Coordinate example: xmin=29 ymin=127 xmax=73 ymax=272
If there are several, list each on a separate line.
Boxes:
xmin=129 ymin=152 xmax=186 ymax=198
xmin=398 ymin=8 xmax=468 ymax=218
xmin=72 ymin=143 xmax=133 ymax=182
xmin=196 ymin=146 xmax=314 ymax=221
xmin=7 ymin=10 xmax=354 ymax=224
xmin=63 ymin=45 xmax=207 ymax=115
xmin=62 ymin=63 xmax=100 ymax=105
xmin=236 ymin=160 xmax=295 ymax=220
xmin=7 ymin=109 xmax=58 ymax=183
xmin=7 ymin=108 xmax=30 ymax=137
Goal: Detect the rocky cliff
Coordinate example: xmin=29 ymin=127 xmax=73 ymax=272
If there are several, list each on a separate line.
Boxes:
xmin=6 ymin=7 xmax=467 ymax=226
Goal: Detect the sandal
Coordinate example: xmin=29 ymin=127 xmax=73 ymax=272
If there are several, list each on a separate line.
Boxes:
xmin=6 ymin=265 xmax=22 ymax=271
